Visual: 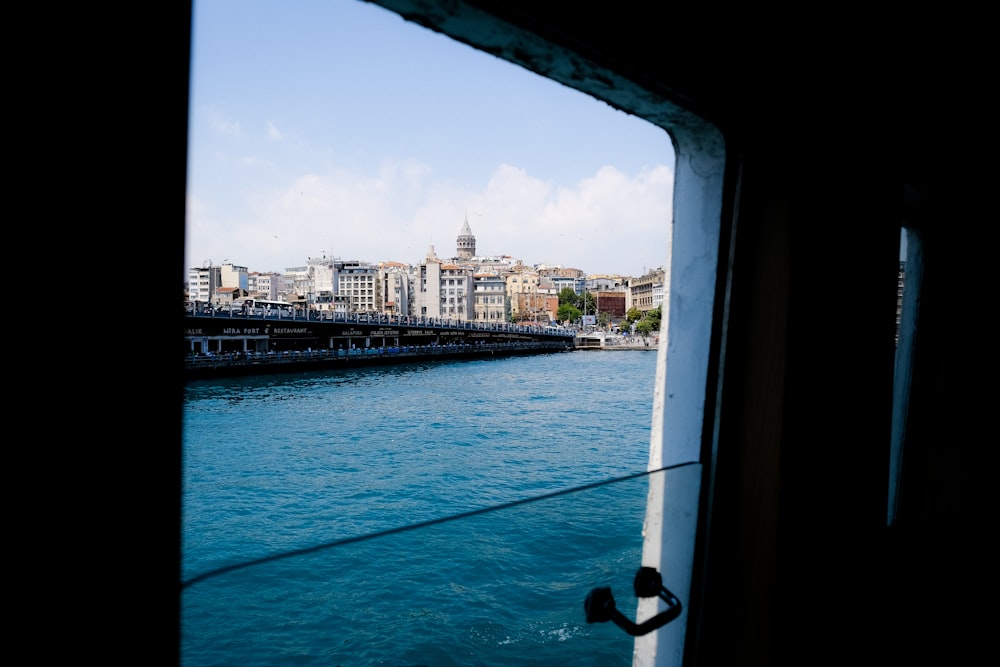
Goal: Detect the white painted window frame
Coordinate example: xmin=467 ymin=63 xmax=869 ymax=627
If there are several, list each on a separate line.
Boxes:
xmin=634 ymin=124 xmax=726 ymax=667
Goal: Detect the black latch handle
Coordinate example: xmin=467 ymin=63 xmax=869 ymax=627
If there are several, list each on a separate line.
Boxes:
xmin=584 ymin=567 xmax=682 ymax=637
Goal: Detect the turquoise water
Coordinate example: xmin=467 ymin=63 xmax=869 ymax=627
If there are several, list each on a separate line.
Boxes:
xmin=182 ymin=350 xmax=658 ymax=666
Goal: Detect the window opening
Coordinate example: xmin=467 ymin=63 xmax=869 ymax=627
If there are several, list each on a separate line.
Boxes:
xmin=181 ymin=2 xmax=709 ymax=667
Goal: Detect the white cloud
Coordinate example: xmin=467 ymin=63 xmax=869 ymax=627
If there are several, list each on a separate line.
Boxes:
xmin=241 ymin=155 xmax=270 ymax=167
xmin=206 ymin=107 xmax=242 ymax=138
xmin=266 ymin=121 xmax=285 ymax=141
xmin=186 ymin=161 xmax=673 ymax=278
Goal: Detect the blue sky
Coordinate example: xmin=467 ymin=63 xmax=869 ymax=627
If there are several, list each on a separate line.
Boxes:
xmin=185 ymin=0 xmax=676 ymax=278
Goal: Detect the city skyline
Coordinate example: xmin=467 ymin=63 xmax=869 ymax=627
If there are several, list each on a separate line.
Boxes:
xmin=188 ymin=217 xmax=658 ymax=278
xmin=185 ymin=0 xmax=675 ymax=280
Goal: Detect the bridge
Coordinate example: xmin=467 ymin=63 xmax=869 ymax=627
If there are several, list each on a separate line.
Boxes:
xmin=183 ymin=311 xmax=576 ymax=379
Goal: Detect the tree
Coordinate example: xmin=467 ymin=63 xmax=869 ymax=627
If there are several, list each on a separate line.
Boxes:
xmin=558 ymin=287 xmax=578 ymax=305
xmin=557 ymin=303 xmax=581 ymax=323
xmin=635 ymin=319 xmax=654 ymax=337
xmin=645 ymin=305 xmax=662 ymax=332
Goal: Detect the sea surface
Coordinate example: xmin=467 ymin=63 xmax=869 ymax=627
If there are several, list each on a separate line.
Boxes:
xmin=182 ymin=349 xmax=660 ymax=666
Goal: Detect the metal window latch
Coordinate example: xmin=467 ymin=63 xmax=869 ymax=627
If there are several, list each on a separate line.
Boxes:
xmin=584 ymin=566 xmax=682 ymax=637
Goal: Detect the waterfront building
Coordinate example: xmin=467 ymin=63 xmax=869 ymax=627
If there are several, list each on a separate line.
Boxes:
xmin=545 ymin=294 xmax=560 ymax=323
xmin=440 ymin=262 xmax=474 ymax=321
xmin=627 ymin=267 xmax=666 ymax=313
xmin=187 ymin=262 xmax=249 ymax=307
xmin=470 ymin=254 xmax=518 ymax=273
xmin=379 ymin=261 xmax=411 ymax=317
xmin=219 ymin=262 xmax=249 ymax=294
xmin=538 ymin=265 xmax=585 ymax=280
xmin=472 ymin=271 xmax=508 ymax=323
xmin=335 ymin=260 xmax=379 ymax=314
xmin=412 ymin=246 xmax=443 ymax=320
xmin=283 ymin=265 xmax=313 ymax=307
xmin=214 ymin=285 xmax=247 ymax=308
xmin=247 ymin=271 xmax=280 ymax=301
xmin=583 ymin=275 xmax=627 ymax=324
xmin=586 ymin=274 xmax=626 ymax=291
xmin=305 ymin=255 xmax=337 ymax=311
xmin=187 ymin=264 xmax=220 ymax=306
xmin=653 ymin=280 xmax=665 ymax=310
xmin=547 ymin=274 xmax=586 ymax=296
xmin=507 ymin=268 xmax=543 ymax=323
xmin=535 ymin=276 xmax=561 ymax=323
xmin=595 ymin=291 xmax=626 ymax=321
xmin=279 ymin=256 xmax=336 ymax=311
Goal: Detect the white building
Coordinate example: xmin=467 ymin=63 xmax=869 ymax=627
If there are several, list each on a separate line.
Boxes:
xmin=412 ymin=246 xmax=442 ymax=319
xmin=439 ymin=262 xmax=474 ymax=321
xmin=187 ymin=262 xmax=248 ymax=306
xmin=283 ymin=265 xmax=312 ymax=306
xmin=379 ymin=261 xmax=411 ymax=316
xmin=473 ymin=272 xmax=508 ymax=323
xmin=336 ymin=260 xmax=378 ymax=314
xmin=307 ymin=255 xmax=337 ymax=311
xmin=412 ymin=245 xmax=474 ymax=321
xmin=247 ymin=271 xmax=280 ymax=301
xmin=187 ymin=264 xmax=220 ymax=306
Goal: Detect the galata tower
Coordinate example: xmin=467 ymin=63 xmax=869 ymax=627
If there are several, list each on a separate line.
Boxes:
xmin=456 ymin=213 xmax=476 ymax=260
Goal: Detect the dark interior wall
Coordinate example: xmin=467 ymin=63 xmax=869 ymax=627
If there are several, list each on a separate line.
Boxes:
xmin=887 ymin=200 xmax=988 ymax=665
xmin=54 ymin=3 xmax=193 ymax=662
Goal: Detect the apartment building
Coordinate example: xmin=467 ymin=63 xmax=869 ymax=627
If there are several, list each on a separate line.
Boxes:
xmin=187 ymin=264 xmax=220 ymax=306
xmin=439 ymin=263 xmax=473 ymax=321
xmin=247 ymin=272 xmax=280 ymax=301
xmin=627 ymin=267 xmax=666 ymax=313
xmin=472 ymin=272 xmax=508 ymax=323
xmin=336 ymin=260 xmax=379 ymax=314
xmin=506 ymin=269 xmax=542 ymax=322
xmin=379 ymin=261 xmax=411 ymax=316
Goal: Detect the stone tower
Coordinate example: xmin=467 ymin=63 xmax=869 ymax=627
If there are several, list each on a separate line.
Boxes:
xmin=456 ymin=213 xmax=476 ymax=260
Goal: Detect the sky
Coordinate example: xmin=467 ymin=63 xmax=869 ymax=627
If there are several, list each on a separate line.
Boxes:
xmin=185 ymin=0 xmax=676 ymax=280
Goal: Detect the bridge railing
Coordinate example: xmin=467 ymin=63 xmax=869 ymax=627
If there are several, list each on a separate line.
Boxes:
xmin=184 ymin=340 xmax=574 ymax=372
xmin=186 ymin=311 xmax=576 ymax=338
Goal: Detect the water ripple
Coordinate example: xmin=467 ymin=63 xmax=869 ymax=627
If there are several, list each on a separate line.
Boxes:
xmin=183 ymin=351 xmax=656 ymax=666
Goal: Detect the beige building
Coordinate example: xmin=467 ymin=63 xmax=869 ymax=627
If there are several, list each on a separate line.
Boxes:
xmin=538 ymin=265 xmax=585 ymax=279
xmin=219 ymin=263 xmax=249 ymax=291
xmin=627 ymin=267 xmax=666 ymax=313
xmin=506 ymin=269 xmax=543 ymax=323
